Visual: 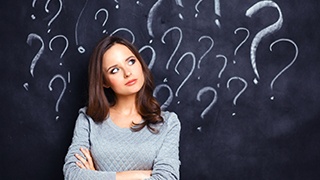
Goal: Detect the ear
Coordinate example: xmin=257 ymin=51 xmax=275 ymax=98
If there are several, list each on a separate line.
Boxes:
xmin=103 ymin=79 xmax=111 ymax=88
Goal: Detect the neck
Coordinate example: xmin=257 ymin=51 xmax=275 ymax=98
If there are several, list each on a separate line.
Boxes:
xmin=112 ymin=94 xmax=138 ymax=115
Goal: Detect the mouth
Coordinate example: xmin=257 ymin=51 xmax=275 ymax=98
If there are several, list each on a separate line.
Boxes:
xmin=125 ymin=79 xmax=137 ymax=86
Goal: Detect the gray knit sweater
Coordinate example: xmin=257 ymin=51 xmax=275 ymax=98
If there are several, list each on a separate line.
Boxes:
xmin=63 ymin=107 xmax=181 ymax=180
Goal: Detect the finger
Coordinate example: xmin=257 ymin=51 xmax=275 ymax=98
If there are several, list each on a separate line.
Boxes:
xmin=75 ymin=153 xmax=88 ymax=168
xmin=80 ymin=148 xmax=95 ymax=170
xmin=80 ymin=148 xmax=92 ymax=162
xmin=79 ymin=148 xmax=92 ymax=169
xmin=76 ymin=161 xmax=85 ymax=169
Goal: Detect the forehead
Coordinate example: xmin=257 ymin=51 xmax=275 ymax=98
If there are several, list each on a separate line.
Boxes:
xmin=102 ymin=43 xmax=134 ymax=64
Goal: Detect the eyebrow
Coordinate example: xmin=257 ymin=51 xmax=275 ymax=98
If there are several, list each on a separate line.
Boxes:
xmin=106 ymin=55 xmax=135 ymax=72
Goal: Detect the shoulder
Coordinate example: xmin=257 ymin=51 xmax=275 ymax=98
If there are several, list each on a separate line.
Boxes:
xmin=76 ymin=107 xmax=95 ymax=124
xmin=160 ymin=111 xmax=181 ymax=130
xmin=78 ymin=107 xmax=89 ymax=119
xmin=75 ymin=107 xmax=107 ymax=130
xmin=78 ymin=106 xmax=88 ymax=115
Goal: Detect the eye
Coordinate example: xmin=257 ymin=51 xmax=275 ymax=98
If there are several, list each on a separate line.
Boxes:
xmin=128 ymin=59 xmax=136 ymax=66
xmin=110 ymin=68 xmax=119 ymax=74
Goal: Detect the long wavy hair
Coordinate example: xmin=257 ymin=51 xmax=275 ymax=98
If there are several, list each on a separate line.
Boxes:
xmin=86 ymin=35 xmax=163 ymax=133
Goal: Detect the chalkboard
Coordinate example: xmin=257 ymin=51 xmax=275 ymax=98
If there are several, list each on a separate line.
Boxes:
xmin=1 ymin=0 xmax=320 ymax=179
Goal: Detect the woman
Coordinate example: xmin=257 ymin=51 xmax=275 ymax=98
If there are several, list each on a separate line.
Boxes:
xmin=63 ymin=36 xmax=181 ymax=180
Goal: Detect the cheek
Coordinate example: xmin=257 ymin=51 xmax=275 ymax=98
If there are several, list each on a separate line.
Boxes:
xmin=136 ymin=64 xmax=144 ymax=78
xmin=104 ymin=73 xmax=119 ymax=87
xmin=107 ymin=77 xmax=121 ymax=88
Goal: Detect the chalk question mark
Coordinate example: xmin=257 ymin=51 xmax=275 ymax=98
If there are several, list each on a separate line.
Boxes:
xmin=174 ymin=52 xmax=196 ymax=97
xmin=49 ymin=35 xmax=69 ymax=61
xmin=139 ymin=45 xmax=156 ymax=70
xmin=173 ymin=0 xmax=184 ymax=20
xmin=110 ymin=28 xmax=135 ymax=44
xmin=136 ymin=1 xmax=143 ymax=6
xmin=147 ymin=0 xmax=183 ymax=37
xmin=153 ymin=84 xmax=174 ymax=110
xmin=233 ymin=27 xmax=250 ymax=64
xmin=48 ymin=74 xmax=67 ymax=120
xmin=195 ymin=0 xmax=203 ymax=18
xmin=94 ymin=8 xmax=109 ymax=34
xmin=26 ymin=33 xmax=44 ymax=77
xmin=147 ymin=0 xmax=163 ymax=38
xmin=161 ymin=27 xmax=183 ymax=70
xmin=246 ymin=0 xmax=283 ymax=84
xmin=197 ymin=35 xmax=214 ymax=69
xmin=215 ymin=54 xmax=227 ymax=88
xmin=31 ymin=0 xmax=37 ymax=19
xmin=214 ymin=0 xmax=221 ymax=28
xmin=45 ymin=0 xmax=62 ymax=33
xmin=175 ymin=0 xmax=184 ymax=20
xmin=269 ymin=38 xmax=298 ymax=100
xmin=114 ymin=0 xmax=119 ymax=9
xmin=75 ymin=0 xmax=88 ymax=54
xmin=227 ymin=76 xmax=247 ymax=116
xmin=196 ymin=86 xmax=218 ymax=119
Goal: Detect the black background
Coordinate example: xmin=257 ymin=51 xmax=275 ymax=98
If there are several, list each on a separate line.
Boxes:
xmin=1 ymin=0 xmax=320 ymax=179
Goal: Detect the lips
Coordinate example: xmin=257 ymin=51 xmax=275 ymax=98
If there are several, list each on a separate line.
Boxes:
xmin=125 ymin=79 xmax=137 ymax=86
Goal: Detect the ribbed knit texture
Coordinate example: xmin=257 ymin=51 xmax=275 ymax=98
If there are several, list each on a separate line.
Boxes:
xmin=63 ymin=107 xmax=181 ymax=180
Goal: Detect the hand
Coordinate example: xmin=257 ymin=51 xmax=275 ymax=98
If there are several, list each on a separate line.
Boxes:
xmin=75 ymin=147 xmax=96 ymax=170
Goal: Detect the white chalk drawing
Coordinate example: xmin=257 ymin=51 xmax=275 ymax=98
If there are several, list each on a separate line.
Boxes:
xmin=110 ymin=28 xmax=135 ymax=44
xmin=31 ymin=0 xmax=37 ymax=19
xmin=174 ymin=52 xmax=196 ymax=97
xmin=216 ymin=55 xmax=227 ymax=79
xmin=227 ymin=76 xmax=248 ymax=106
xmin=49 ymin=35 xmax=69 ymax=59
xmin=153 ymin=84 xmax=174 ymax=110
xmin=25 ymin=1 xmax=299 ymax=120
xmin=215 ymin=54 xmax=228 ymax=88
xmin=197 ymin=35 xmax=214 ymax=69
xmin=214 ymin=0 xmax=221 ymax=27
xmin=246 ymin=0 xmax=283 ymax=84
xmin=148 ymin=0 xmax=183 ymax=37
xmin=114 ymin=0 xmax=119 ymax=9
xmin=94 ymin=8 xmax=109 ymax=34
xmin=48 ymin=74 xmax=67 ymax=113
xmin=136 ymin=1 xmax=143 ymax=6
xmin=45 ymin=0 xmax=62 ymax=33
xmin=26 ymin=33 xmax=44 ymax=77
xmin=75 ymin=0 xmax=88 ymax=53
xmin=139 ymin=45 xmax=156 ymax=69
xmin=161 ymin=27 xmax=183 ymax=70
xmin=269 ymin=38 xmax=298 ymax=97
xmin=23 ymin=83 xmax=29 ymax=91
xmin=147 ymin=0 xmax=162 ymax=38
xmin=233 ymin=27 xmax=250 ymax=64
xmin=175 ymin=0 xmax=184 ymax=20
xmin=195 ymin=0 xmax=203 ymax=18
xmin=175 ymin=0 xmax=183 ymax=7
xmin=197 ymin=86 xmax=218 ymax=119
xmin=68 ymin=71 xmax=71 ymax=84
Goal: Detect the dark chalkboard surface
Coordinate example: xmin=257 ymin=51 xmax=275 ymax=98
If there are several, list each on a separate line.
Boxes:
xmin=1 ymin=0 xmax=320 ymax=179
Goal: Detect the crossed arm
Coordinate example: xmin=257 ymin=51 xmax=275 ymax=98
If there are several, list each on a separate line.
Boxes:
xmin=75 ymin=147 xmax=152 ymax=180
xmin=63 ymin=110 xmax=180 ymax=180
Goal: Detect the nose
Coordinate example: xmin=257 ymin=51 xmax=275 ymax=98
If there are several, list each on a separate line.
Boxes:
xmin=123 ymin=68 xmax=132 ymax=78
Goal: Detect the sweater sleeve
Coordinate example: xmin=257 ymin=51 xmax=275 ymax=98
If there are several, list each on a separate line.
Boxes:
xmin=63 ymin=108 xmax=116 ymax=180
xmin=148 ymin=112 xmax=181 ymax=180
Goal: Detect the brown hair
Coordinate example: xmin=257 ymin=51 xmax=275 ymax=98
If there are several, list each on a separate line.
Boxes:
xmin=86 ymin=36 xmax=163 ymax=133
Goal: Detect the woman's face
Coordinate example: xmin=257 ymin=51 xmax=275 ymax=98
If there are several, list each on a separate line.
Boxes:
xmin=102 ymin=43 xmax=145 ymax=97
